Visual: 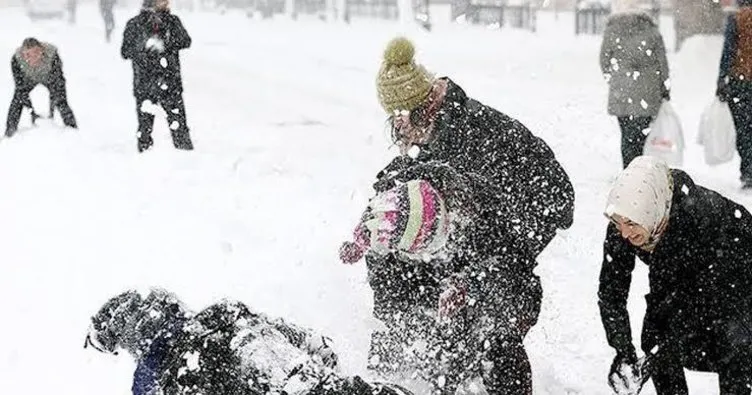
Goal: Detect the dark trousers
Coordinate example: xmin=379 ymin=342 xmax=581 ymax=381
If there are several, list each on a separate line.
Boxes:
xmin=650 ymin=350 xmax=752 ymax=395
xmin=617 ymin=116 xmax=653 ymax=169
xmin=481 ymin=337 xmax=532 ymax=395
xmin=6 ymin=79 xmax=77 ymax=137
xmin=727 ymin=80 xmax=752 ymax=182
xmin=135 ymin=94 xmax=193 ymax=152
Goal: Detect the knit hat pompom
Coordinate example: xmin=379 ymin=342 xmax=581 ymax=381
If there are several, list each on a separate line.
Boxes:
xmin=383 ymin=37 xmax=415 ymax=66
xmin=376 ymin=37 xmax=434 ymax=115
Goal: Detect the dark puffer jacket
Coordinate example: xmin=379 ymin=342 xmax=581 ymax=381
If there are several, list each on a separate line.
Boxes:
xmin=599 ymin=170 xmax=752 ymax=371
xmin=380 ymin=78 xmax=575 ymax=259
xmin=121 ymin=10 xmax=191 ymax=101
xmin=86 ymin=289 xmax=411 ymax=395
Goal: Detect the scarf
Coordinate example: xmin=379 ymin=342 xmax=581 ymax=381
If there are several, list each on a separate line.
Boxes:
xmin=605 ymin=156 xmax=673 ymax=252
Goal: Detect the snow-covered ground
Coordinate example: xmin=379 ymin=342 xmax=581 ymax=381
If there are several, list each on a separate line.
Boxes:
xmin=0 ymin=5 xmax=743 ymax=394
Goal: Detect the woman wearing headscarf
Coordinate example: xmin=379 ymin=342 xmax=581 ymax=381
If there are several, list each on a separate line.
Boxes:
xmin=598 ymin=156 xmax=752 ymax=395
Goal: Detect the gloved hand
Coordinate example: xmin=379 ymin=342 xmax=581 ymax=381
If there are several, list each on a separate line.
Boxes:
xmin=608 ymin=348 xmax=648 ymax=395
xmin=373 ymin=156 xmax=415 ymax=192
xmin=438 ymin=276 xmax=467 ymax=321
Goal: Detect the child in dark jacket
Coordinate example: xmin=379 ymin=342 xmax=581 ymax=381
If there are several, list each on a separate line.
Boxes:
xmin=85 ymin=288 xmax=412 ymax=395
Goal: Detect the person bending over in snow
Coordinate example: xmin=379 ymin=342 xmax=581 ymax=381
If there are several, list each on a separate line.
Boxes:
xmin=85 ymin=288 xmax=413 ymax=395
xmin=340 ymin=162 xmax=544 ymax=395
xmin=374 ymin=37 xmax=574 ymax=259
xmin=599 ymin=156 xmax=752 ymax=395
xmin=121 ymin=0 xmax=193 ymax=153
xmin=5 ymin=37 xmax=78 ymax=137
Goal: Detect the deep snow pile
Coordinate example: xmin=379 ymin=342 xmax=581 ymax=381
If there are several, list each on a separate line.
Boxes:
xmin=0 ymin=4 xmax=744 ymax=395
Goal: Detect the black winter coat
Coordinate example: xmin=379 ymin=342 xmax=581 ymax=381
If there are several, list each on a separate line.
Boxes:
xmin=121 ymin=10 xmax=191 ymax=101
xmin=367 ymin=162 xmax=542 ymax=336
xmin=599 ymin=170 xmax=752 ymax=371
xmin=379 ymin=78 xmax=575 ymax=259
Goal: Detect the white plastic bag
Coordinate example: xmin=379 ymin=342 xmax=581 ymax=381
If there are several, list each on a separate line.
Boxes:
xmin=697 ymin=98 xmax=736 ymax=166
xmin=643 ymin=101 xmax=685 ymax=167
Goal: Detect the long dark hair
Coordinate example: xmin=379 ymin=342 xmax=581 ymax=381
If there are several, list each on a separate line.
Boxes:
xmin=385 ymin=101 xmax=432 ymax=145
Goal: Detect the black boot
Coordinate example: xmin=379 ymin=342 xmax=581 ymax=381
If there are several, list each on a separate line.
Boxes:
xmin=172 ymin=131 xmax=193 ymax=151
xmin=138 ymin=136 xmax=154 ymax=153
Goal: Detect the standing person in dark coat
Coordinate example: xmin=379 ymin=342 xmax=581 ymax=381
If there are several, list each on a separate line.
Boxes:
xmin=600 ymin=9 xmax=671 ymax=168
xmin=340 ymin=164 xmax=545 ymax=395
xmin=100 ymin=0 xmax=117 ymax=42
xmin=599 ymin=156 xmax=752 ymax=395
xmin=717 ymin=0 xmax=752 ymax=189
xmin=121 ymin=0 xmax=194 ymax=153
xmin=348 ymin=37 xmax=574 ymax=394
xmin=5 ymin=38 xmax=77 ymax=137
xmin=85 ymin=288 xmax=414 ymax=395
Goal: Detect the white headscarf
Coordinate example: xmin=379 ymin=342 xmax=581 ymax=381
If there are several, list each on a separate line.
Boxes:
xmin=605 ymin=156 xmax=673 ymax=236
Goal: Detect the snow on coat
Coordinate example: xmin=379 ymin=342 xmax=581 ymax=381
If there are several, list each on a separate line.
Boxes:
xmin=85 ymin=288 xmax=348 ymax=395
xmin=600 ymin=12 xmax=670 ymax=117
xmin=599 ymin=170 xmax=752 ymax=372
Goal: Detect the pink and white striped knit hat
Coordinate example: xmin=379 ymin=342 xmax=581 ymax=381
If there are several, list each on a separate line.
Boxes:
xmin=339 ymin=180 xmax=450 ymax=263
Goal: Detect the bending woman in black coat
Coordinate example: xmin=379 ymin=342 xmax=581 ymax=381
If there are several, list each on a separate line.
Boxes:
xmin=599 ymin=155 xmax=752 ymax=395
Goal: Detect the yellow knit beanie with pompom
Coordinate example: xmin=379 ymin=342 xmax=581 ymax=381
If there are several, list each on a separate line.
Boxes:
xmin=376 ymin=37 xmax=434 ymax=115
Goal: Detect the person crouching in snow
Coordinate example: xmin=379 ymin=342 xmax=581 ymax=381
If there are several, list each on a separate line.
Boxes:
xmin=85 ymin=288 xmax=414 ymax=395
xmin=374 ymin=37 xmax=574 ymax=259
xmin=340 ymin=162 xmax=544 ymax=395
xmin=5 ymin=38 xmax=78 ymax=137
xmin=599 ymin=156 xmax=752 ymax=395
xmin=121 ymin=0 xmax=193 ymax=153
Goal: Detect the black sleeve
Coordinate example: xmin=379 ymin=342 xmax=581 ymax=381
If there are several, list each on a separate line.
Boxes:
xmin=598 ymin=223 xmax=637 ymax=357
xmin=49 ymin=52 xmax=66 ymax=84
xmin=11 ymin=56 xmax=24 ymax=87
xmin=10 ymin=57 xmax=32 ymax=105
xmin=656 ymin=33 xmax=670 ymax=98
xmin=599 ymin=23 xmax=615 ymax=78
xmin=471 ymin=106 xmax=576 ymax=235
xmin=167 ymin=15 xmax=191 ymax=51
xmin=121 ymin=20 xmax=139 ymax=60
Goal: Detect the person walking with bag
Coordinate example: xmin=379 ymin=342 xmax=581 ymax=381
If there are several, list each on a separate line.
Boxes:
xmin=600 ymin=3 xmax=671 ymax=168
xmin=717 ymin=0 xmax=752 ymax=189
